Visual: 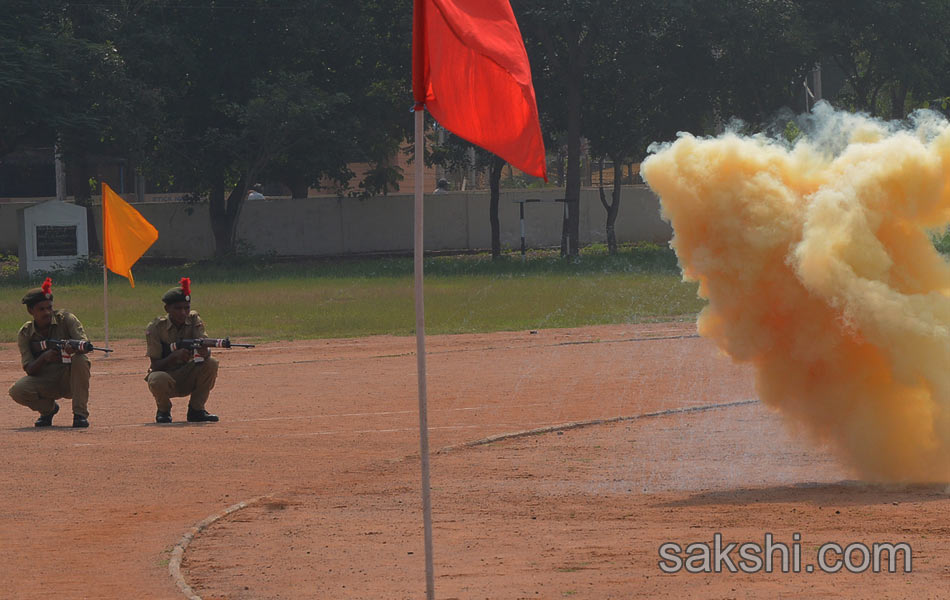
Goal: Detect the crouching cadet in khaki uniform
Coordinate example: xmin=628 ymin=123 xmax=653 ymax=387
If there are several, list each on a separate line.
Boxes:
xmin=145 ymin=278 xmax=219 ymax=423
xmin=9 ymin=278 xmax=91 ymax=428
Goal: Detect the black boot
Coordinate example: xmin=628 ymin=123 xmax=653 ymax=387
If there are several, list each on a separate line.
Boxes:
xmin=155 ymin=411 xmax=172 ymax=424
xmin=34 ymin=402 xmax=60 ymax=427
xmin=72 ymin=414 xmax=89 ymax=428
xmin=186 ymin=409 xmax=219 ymax=422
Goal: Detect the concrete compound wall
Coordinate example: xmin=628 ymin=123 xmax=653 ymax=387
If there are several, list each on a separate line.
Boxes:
xmin=0 ymin=186 xmax=672 ymax=259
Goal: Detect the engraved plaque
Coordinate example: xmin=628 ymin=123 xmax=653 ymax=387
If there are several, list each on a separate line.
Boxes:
xmin=35 ymin=225 xmax=78 ymax=257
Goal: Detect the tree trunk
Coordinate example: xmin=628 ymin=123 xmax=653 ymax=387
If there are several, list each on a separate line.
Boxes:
xmin=563 ymin=72 xmax=582 ymax=256
xmin=597 ymin=158 xmax=620 ymax=255
xmin=555 ymin=148 xmax=565 ymax=187
xmin=532 ymin=18 xmax=592 ymax=257
xmin=489 ymin=155 xmax=505 ymax=259
xmin=560 ymin=207 xmax=569 ymax=256
xmin=608 ymin=159 xmax=622 ymax=254
xmin=225 ymin=181 xmax=248 ymax=252
xmin=584 ymin=151 xmax=592 ymax=187
xmin=209 ymin=171 xmax=230 ymax=256
xmin=209 ymin=170 xmax=249 ymax=256
xmin=287 ymin=172 xmax=310 ymax=199
xmin=890 ymin=83 xmax=908 ymax=120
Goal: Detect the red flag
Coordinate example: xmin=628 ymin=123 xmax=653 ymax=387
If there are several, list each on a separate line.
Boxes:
xmin=413 ymin=0 xmax=547 ymax=180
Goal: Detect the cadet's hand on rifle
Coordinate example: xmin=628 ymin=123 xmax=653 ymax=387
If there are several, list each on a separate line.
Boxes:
xmin=196 ymin=346 xmax=211 ymax=360
xmin=63 ymin=343 xmax=84 ymax=356
xmin=42 ymin=348 xmax=61 ymax=364
xmin=170 ymin=347 xmax=193 ymax=365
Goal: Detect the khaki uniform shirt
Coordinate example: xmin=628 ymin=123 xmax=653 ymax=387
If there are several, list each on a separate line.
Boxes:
xmin=17 ymin=309 xmax=88 ymax=369
xmin=145 ymin=311 xmax=207 ymax=371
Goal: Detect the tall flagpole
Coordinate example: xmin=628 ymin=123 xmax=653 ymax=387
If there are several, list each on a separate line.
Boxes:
xmin=412 ymin=106 xmax=435 ymax=600
xmin=414 ymin=106 xmax=436 ymax=600
xmin=410 ymin=2 xmax=544 ymax=590
xmin=413 ymin=2 xmax=435 ymax=594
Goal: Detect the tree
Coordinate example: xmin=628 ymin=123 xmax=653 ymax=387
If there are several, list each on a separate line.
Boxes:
xmin=0 ymin=3 xmax=114 ymax=157
xmin=1 ymin=2 xmax=143 ymax=252
xmin=517 ymin=1 xmax=610 ymax=257
xmin=426 ymin=127 xmax=508 ymax=258
xmin=798 ymin=0 xmax=950 ymax=119
xmin=583 ymin=1 xmax=712 ymax=253
xmin=703 ymin=0 xmax=817 ymax=125
xmin=117 ymin=0 xmax=412 ymax=256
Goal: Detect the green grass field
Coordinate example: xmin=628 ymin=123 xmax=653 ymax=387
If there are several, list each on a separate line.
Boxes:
xmin=0 ymin=244 xmax=704 ymax=343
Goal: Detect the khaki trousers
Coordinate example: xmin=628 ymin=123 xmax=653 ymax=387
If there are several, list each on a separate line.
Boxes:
xmin=146 ymin=357 xmax=218 ymax=412
xmin=9 ymin=354 xmax=91 ymax=418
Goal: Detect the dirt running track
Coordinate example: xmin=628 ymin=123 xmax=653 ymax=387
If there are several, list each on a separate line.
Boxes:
xmin=1 ymin=322 xmax=947 ymax=599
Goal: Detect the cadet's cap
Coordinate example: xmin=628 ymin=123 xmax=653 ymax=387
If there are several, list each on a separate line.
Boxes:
xmin=162 ymin=277 xmax=192 ymax=304
xmin=22 ymin=277 xmax=53 ymax=308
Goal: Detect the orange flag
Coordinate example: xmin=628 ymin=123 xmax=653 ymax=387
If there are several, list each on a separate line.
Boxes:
xmin=102 ymin=182 xmax=158 ymax=287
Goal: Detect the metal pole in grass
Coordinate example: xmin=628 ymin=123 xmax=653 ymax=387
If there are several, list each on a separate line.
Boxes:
xmin=519 ymin=200 xmax=526 ymax=262
xmin=413 ymin=105 xmax=436 ymax=600
xmin=103 ymin=264 xmax=109 ymax=354
xmin=102 ymin=207 xmax=110 ymax=355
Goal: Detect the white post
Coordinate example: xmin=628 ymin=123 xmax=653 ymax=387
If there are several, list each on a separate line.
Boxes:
xmin=103 ymin=191 xmax=110 ymax=354
xmin=414 ymin=107 xmax=436 ymax=600
xmin=103 ymin=265 xmax=110 ymax=354
xmin=520 ymin=201 xmax=526 ymax=263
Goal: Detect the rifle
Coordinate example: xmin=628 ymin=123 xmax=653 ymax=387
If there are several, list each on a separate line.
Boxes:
xmin=31 ymin=339 xmax=113 ymax=364
xmin=169 ymin=338 xmax=255 ymax=363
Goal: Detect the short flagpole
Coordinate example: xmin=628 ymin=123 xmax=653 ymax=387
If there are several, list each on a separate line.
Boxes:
xmin=103 ymin=265 xmax=109 ymax=353
xmin=102 ymin=198 xmax=110 ymax=354
xmin=414 ymin=106 xmax=436 ymax=600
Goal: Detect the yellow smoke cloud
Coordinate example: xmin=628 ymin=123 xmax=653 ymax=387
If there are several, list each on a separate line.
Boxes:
xmin=641 ymin=105 xmax=950 ymax=482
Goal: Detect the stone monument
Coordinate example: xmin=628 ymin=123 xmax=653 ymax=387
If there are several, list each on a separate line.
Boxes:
xmin=17 ymin=200 xmax=89 ymax=275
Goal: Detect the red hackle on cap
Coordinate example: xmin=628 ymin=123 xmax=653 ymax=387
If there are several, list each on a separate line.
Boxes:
xmin=180 ymin=277 xmax=191 ymax=297
xmin=41 ymin=277 xmax=52 ymax=294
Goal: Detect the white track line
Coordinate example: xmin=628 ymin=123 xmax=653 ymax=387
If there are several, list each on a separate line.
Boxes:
xmin=71 ymin=422 xmax=555 ymax=448
xmin=437 ymin=398 xmax=759 ymax=453
xmin=166 ymin=396 xmax=758 ymax=600
xmin=277 ymin=422 xmax=553 ymax=439
xmin=167 ymin=396 xmax=758 ymax=600
xmin=169 ymin=496 xmax=269 ymax=600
